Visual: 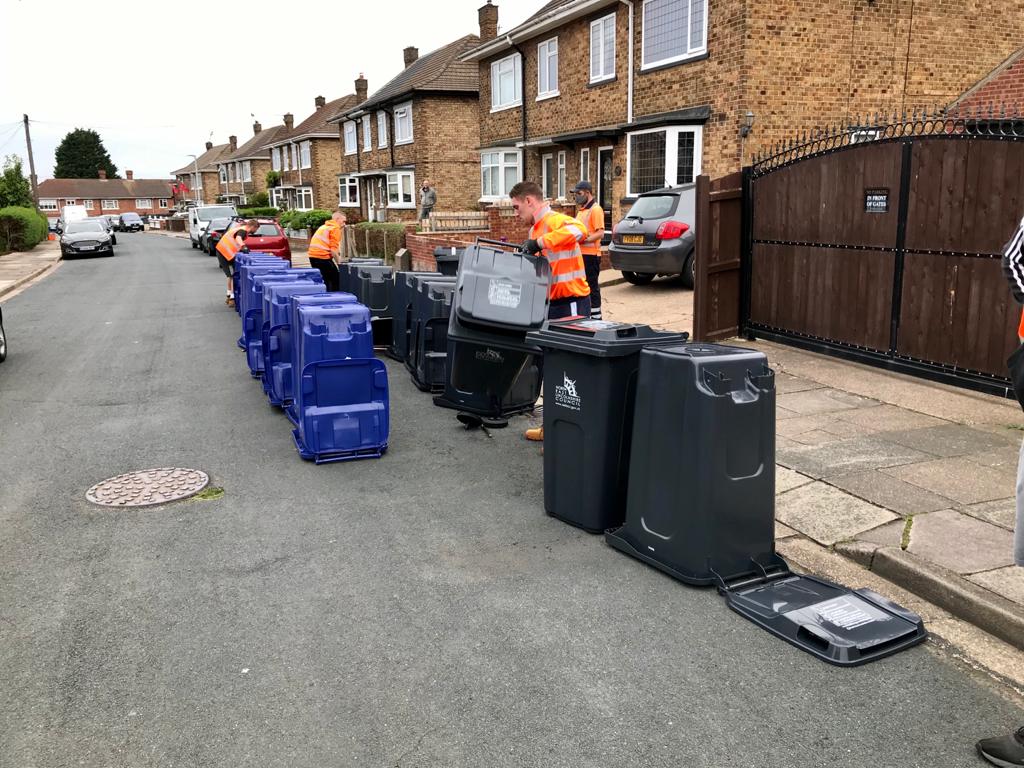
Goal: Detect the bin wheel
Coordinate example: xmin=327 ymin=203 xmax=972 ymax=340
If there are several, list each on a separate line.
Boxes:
xmin=456 ymin=412 xmax=483 ymax=429
xmin=622 ymin=271 xmax=655 ymax=286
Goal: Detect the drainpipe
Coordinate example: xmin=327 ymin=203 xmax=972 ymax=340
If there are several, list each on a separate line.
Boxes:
xmin=619 ymin=0 xmax=634 ymax=124
xmin=508 ymin=35 xmax=528 ymax=148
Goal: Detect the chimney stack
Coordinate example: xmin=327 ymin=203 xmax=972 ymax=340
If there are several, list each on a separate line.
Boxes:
xmin=478 ymin=1 xmax=498 ymax=43
xmin=205 ymin=141 xmax=213 ymax=150
xmin=229 ymin=135 xmax=237 ymax=151
xmin=404 ymin=46 xmax=419 ymax=68
xmin=284 ymin=113 xmax=294 ymax=131
xmin=98 ymin=169 xmax=107 ymax=180
xmin=126 ymin=170 xmax=133 ymax=180
xmin=355 ymin=73 xmax=368 ymax=102
xmin=253 ymin=120 xmax=262 ymax=134
xmin=315 ymin=95 xmax=326 ymax=109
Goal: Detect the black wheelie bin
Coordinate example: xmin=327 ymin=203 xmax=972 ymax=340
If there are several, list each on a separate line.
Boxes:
xmin=409 ymin=280 xmax=457 ymax=392
xmin=388 ymin=271 xmax=447 ymax=362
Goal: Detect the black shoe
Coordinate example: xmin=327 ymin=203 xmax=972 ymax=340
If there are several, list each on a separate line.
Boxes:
xmin=977 ymin=727 xmax=1024 ymax=767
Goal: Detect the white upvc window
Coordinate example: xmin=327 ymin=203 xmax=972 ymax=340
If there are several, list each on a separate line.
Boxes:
xmin=626 ymin=124 xmax=703 ymax=196
xmin=234 ymin=162 xmax=242 ymax=180
xmin=480 ymin=149 xmax=522 ymax=200
xmin=490 ymin=53 xmax=522 ymax=111
xmin=386 ymin=170 xmax=415 ymax=208
xmin=192 ymin=173 xmax=202 ymax=190
xmin=39 ymin=199 xmax=57 ymax=211
xmin=271 ymin=147 xmax=281 ymax=171
xmin=135 ymin=198 xmax=152 ymax=208
xmin=102 ymin=199 xmax=118 ymax=210
xmin=580 ymin=148 xmax=591 ymax=183
xmin=159 ymin=199 xmax=169 ymax=208
xmin=344 ymin=121 xmax=357 ymax=154
xmin=295 ymin=187 xmax=313 ymax=211
xmin=394 ymin=101 xmax=413 ymax=144
xmin=377 ymin=111 xmax=388 ymax=148
xmin=290 ymin=144 xmax=299 ymax=170
xmin=83 ymin=199 xmax=95 ymax=210
xmin=641 ymin=0 xmax=707 ymax=70
xmin=537 ymin=37 xmax=559 ymax=100
xmin=219 ymin=165 xmax=228 ymax=183
xmin=541 ymin=153 xmax=554 ymax=199
xmin=283 ymin=146 xmax=292 ymax=171
xmin=64 ymin=199 xmax=76 ymax=206
xmin=590 ymin=13 xmax=616 ymax=82
xmin=557 ymin=151 xmax=566 ymax=199
xmin=338 ymin=176 xmax=360 ymax=207
xmin=297 ymin=141 xmax=310 ymax=169
xmin=242 ymin=161 xmax=252 ymax=181
xmin=362 ymin=115 xmax=372 ymax=151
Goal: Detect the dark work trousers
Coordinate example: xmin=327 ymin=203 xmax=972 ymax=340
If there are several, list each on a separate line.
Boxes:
xmin=308 ymin=256 xmax=340 ymax=293
xmin=548 ymin=294 xmax=592 ymax=320
xmin=583 ymin=255 xmax=602 ymax=318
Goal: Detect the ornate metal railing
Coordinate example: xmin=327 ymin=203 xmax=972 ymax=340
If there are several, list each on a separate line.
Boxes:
xmin=751 ymin=103 xmax=1024 ymax=177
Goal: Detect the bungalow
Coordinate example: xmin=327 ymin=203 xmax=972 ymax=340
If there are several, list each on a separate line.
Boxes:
xmin=37 ymin=171 xmax=174 ymax=218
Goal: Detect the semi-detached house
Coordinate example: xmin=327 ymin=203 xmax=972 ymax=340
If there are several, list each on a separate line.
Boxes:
xmin=216 ymin=121 xmax=287 ymax=206
xmin=171 ymin=141 xmax=231 ymax=206
xmin=264 ymin=83 xmax=366 ymax=212
xmin=333 ymin=33 xmax=482 ymax=222
xmin=463 ymin=0 xmax=1024 ymax=224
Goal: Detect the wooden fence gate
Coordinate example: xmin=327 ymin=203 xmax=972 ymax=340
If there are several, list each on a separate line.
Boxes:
xmin=695 ymin=110 xmax=1024 ymax=394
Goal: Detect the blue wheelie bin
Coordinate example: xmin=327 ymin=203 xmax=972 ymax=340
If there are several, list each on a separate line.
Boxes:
xmin=246 ymin=270 xmax=323 ymax=375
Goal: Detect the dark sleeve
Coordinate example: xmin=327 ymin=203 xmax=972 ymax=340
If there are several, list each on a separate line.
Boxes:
xmin=1002 ymin=215 xmax=1024 ymax=304
xmin=236 ymin=230 xmax=248 ymax=241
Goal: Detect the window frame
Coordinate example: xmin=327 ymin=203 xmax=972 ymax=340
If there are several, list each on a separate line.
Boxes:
xmin=394 ymin=101 xmax=414 ymax=145
xmin=580 ymin=148 xmax=591 ymax=183
xmin=64 ymin=199 xmax=76 ymax=206
xmin=271 ymin=147 xmax=281 ymax=171
xmin=479 ymin=148 xmax=522 ymax=202
xmin=219 ymin=165 xmax=228 ymax=183
xmin=377 ymin=111 xmax=388 ymax=148
xmin=556 ymin=151 xmax=567 ymax=200
xmin=625 ymin=124 xmax=703 ymax=197
xmin=343 ymin=121 xmax=358 ymax=155
xmin=536 ymin=37 xmax=559 ymax=100
xmin=361 ymin=115 xmax=372 ymax=152
xmin=338 ymin=176 xmax=360 ymax=208
xmin=101 ymin=199 xmax=119 ymax=210
xmin=386 ymin=170 xmax=416 ymax=208
xmin=83 ymin=199 xmax=95 ymax=210
xmin=39 ymin=199 xmax=58 ymax=211
xmin=297 ymin=141 xmax=310 ymax=169
xmin=541 ymin=153 xmax=554 ymax=199
xmin=135 ymin=198 xmax=152 ymax=209
xmin=242 ymin=161 xmax=252 ymax=181
xmin=294 ymin=187 xmax=314 ymax=211
xmin=490 ymin=53 xmax=522 ymax=112
xmin=590 ymin=13 xmax=616 ymax=83
xmin=159 ymin=199 xmax=169 ymax=208
xmin=641 ymin=0 xmax=708 ymax=71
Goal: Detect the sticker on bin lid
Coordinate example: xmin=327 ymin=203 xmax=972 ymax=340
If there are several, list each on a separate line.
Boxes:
xmin=487 ymin=278 xmax=522 ymax=309
xmin=560 ymin=320 xmax=624 ymax=331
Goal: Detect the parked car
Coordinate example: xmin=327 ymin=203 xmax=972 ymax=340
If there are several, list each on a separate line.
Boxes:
xmin=47 ymin=217 xmax=59 ymax=233
xmin=61 ymin=204 xmax=88 ymax=228
xmin=201 ymin=217 xmax=233 ymax=254
xmin=117 ymin=212 xmax=145 ymax=232
xmin=59 ymin=219 xmax=114 ymax=258
xmin=609 ymin=184 xmax=697 ymax=288
xmin=189 ymin=204 xmax=237 ymax=248
xmin=87 ymin=216 xmax=116 ymax=245
xmin=0 ymin=305 xmax=6 ymax=363
xmin=244 ymin=218 xmax=291 ymax=261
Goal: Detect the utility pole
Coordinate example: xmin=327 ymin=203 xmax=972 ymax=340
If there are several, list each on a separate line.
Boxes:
xmin=23 ymin=114 xmax=38 ymax=205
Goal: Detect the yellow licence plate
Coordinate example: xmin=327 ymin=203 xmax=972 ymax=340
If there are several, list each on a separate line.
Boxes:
xmin=622 ymin=235 xmax=645 ymax=244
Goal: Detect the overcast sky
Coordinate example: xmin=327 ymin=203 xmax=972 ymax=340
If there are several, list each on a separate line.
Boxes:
xmin=0 ymin=0 xmax=532 ymax=181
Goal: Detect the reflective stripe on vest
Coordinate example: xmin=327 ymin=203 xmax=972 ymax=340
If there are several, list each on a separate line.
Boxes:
xmin=216 ymin=223 xmax=245 ymax=261
xmin=1019 ymin=308 xmax=1024 ymax=339
xmin=308 ymin=222 xmax=336 ymax=259
xmin=531 ymin=209 xmax=591 ymax=300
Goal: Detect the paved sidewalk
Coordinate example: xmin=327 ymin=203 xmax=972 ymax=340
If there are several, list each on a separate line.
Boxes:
xmin=600 ymin=280 xmax=1024 ymax=650
xmin=0 ymin=241 xmax=61 ymax=300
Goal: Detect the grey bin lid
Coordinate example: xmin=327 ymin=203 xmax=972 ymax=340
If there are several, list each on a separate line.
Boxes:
xmin=527 ymin=319 xmax=688 ymax=357
xmin=455 ymin=244 xmax=550 ymax=331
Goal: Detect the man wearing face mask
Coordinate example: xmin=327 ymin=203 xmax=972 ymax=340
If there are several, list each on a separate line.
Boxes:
xmin=419 ymin=180 xmax=436 ymax=221
xmin=573 ymin=181 xmax=605 ymax=319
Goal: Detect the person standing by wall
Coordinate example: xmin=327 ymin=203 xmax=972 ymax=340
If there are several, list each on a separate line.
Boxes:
xmin=307 ymin=211 xmax=345 ymax=292
xmin=419 ymin=180 xmax=437 ymax=223
xmin=573 ymin=181 xmax=605 ymax=320
xmin=215 ymin=218 xmax=258 ymax=307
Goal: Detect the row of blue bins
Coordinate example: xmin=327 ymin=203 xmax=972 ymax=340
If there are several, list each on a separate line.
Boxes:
xmin=234 ymin=252 xmax=389 ymax=463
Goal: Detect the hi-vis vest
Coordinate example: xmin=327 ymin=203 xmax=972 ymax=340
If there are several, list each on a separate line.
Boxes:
xmin=308 ymin=220 xmax=340 ymax=260
xmin=579 ymin=202 xmax=604 ymax=257
xmin=531 ymin=208 xmax=590 ymax=300
xmin=216 ymin=223 xmax=245 ymax=261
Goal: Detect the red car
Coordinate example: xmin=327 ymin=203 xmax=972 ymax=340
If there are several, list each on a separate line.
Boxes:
xmin=245 ymin=218 xmax=291 ymax=261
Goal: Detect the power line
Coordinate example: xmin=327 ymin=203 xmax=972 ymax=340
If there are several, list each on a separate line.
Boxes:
xmin=0 ymin=123 xmax=24 ymax=153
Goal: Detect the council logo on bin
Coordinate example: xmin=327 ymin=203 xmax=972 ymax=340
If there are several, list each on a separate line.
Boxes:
xmin=474 ymin=348 xmax=504 ymax=364
xmin=554 ymin=372 xmax=581 ymax=411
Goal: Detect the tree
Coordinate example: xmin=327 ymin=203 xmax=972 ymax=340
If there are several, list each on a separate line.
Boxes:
xmin=53 ymin=128 xmax=119 ymax=179
xmin=0 ymin=155 xmax=33 ymax=208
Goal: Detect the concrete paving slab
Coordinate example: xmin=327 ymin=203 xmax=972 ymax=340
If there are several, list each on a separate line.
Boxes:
xmin=776 ymin=388 xmax=879 ymax=415
xmin=775 ymin=465 xmax=813 ymax=493
xmin=775 ymin=482 xmax=898 ymax=545
xmin=965 ymin=444 xmax=1022 ymax=472
xmin=773 ymin=373 xmax=822 ymax=394
xmin=884 ymin=457 xmax=1016 ymax=505
xmin=961 ymin=498 xmax=1018 ymax=531
xmin=906 ymin=509 xmax=1017 ymax=574
xmin=880 ymin=424 xmax=1014 ymax=458
xmin=775 ymin=405 xmax=802 ymax=420
xmin=828 ymin=470 xmax=955 ymax=516
xmin=775 ymin=413 xmax=835 ymax=438
xmin=969 ymin=567 xmax=1024 ymax=606
xmin=776 ymin=436 xmax=931 ymax=479
xmin=788 ymin=429 xmax=851 ymax=447
xmin=833 ymin=403 xmax=945 ymax=433
xmin=856 ymin=520 xmax=907 ymax=548
xmin=774 ymin=521 xmax=799 ymax=539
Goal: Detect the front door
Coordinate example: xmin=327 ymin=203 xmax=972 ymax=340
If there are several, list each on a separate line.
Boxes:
xmin=598 ymin=148 xmax=614 ymax=226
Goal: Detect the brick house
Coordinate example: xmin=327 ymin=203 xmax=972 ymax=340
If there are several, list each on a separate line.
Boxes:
xmin=463 ymin=0 xmax=1024 ymax=226
xmin=37 ymin=171 xmax=175 ymax=218
xmin=333 ymin=34 xmax=482 ymax=223
xmin=216 ymin=121 xmax=287 ymax=206
xmin=171 ymin=141 xmax=231 ymax=205
xmin=949 ymin=46 xmax=1024 ymax=112
xmin=264 ymin=85 xmax=365 ymax=212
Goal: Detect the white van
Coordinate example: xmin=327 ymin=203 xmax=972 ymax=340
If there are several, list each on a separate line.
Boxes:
xmin=188 ymin=204 xmax=237 ymax=249
xmin=57 ymin=204 xmax=88 ymax=233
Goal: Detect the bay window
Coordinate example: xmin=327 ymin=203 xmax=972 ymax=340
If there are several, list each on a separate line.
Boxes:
xmin=626 ymin=125 xmax=703 ymax=196
xmin=386 ymin=171 xmax=415 ymax=208
xmin=338 ymin=176 xmax=360 ymax=207
xmin=480 ymin=149 xmax=521 ymax=199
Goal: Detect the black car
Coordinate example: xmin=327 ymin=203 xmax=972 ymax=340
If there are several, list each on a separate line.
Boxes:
xmin=201 ymin=217 xmax=234 ymax=254
xmin=87 ymin=216 xmax=116 ymax=245
xmin=0 ymin=305 xmax=7 ymax=363
xmin=609 ymin=184 xmax=697 ymax=288
xmin=117 ymin=212 xmax=145 ymax=232
xmin=60 ymin=219 xmax=114 ymax=258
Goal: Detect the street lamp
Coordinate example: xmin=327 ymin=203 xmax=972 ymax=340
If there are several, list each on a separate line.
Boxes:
xmin=187 ymin=154 xmax=200 ymax=204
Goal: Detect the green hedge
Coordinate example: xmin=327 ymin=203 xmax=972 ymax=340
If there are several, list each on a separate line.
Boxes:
xmin=0 ymin=206 xmax=48 ymax=253
xmin=237 ymin=206 xmax=279 ymax=218
xmin=280 ymin=209 xmax=332 ymax=231
xmin=352 ymin=221 xmax=407 ymax=258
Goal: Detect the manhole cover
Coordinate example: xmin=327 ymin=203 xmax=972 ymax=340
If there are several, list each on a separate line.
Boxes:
xmin=86 ymin=468 xmax=209 ymax=507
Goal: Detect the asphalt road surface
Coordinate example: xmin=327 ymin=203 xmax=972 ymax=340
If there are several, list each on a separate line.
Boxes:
xmin=1 ymin=233 xmax=1022 ymax=767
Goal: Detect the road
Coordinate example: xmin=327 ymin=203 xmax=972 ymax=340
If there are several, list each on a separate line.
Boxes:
xmin=0 ymin=232 xmax=1021 ymax=768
